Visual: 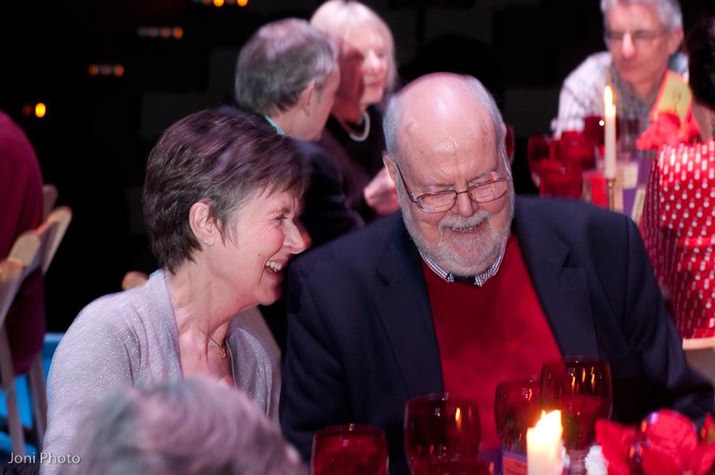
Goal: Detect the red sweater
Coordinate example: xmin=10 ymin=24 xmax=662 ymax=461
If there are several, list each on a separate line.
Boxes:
xmin=424 ymin=234 xmax=563 ymax=450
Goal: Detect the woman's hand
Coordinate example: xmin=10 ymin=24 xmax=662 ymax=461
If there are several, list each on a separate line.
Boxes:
xmin=364 ymin=167 xmax=399 ymax=216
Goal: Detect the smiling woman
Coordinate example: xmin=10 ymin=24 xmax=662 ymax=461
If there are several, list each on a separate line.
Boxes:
xmin=40 ymin=107 xmax=309 ymax=475
xmin=310 ymin=0 xmax=401 ymax=223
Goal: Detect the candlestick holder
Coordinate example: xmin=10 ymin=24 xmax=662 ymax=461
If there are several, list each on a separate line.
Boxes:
xmin=606 ymin=178 xmax=616 ymax=211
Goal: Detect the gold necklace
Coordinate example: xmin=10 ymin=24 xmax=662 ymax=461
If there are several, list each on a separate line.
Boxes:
xmin=208 ymin=335 xmax=228 ymax=359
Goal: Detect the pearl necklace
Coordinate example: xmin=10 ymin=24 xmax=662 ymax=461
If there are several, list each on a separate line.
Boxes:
xmin=338 ymin=111 xmax=370 ymax=142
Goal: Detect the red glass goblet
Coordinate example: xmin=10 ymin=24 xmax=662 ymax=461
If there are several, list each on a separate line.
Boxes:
xmin=540 ymin=358 xmax=612 ymax=475
xmin=538 ymin=161 xmax=583 ymax=200
xmin=404 ymin=394 xmax=488 ymax=474
xmin=527 ymin=134 xmax=557 ymax=188
xmin=494 ymin=377 xmax=541 ymax=455
xmin=311 ymin=423 xmax=389 ymax=475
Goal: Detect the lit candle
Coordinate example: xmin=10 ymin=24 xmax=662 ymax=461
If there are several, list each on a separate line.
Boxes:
xmin=527 ymin=410 xmax=563 ymax=475
xmin=603 ymin=86 xmax=617 ymax=180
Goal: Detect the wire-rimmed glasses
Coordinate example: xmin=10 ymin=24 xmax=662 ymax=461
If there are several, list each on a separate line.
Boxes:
xmin=394 ymin=164 xmax=511 ymax=213
xmin=604 ymin=29 xmax=667 ymax=48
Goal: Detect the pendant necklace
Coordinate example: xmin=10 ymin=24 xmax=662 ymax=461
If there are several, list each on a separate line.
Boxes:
xmin=208 ymin=335 xmax=228 ymax=359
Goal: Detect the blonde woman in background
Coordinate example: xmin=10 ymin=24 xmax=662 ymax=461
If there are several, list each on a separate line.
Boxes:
xmin=311 ymin=0 xmax=400 ymax=222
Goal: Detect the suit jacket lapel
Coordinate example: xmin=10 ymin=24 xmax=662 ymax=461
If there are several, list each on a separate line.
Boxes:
xmin=369 ymin=200 xmax=601 ymax=396
xmin=513 ymin=198 xmax=600 ymax=359
xmin=373 ymin=215 xmax=444 ymax=397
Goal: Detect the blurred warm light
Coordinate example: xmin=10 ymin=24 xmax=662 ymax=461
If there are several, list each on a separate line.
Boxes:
xmin=137 ymin=25 xmax=183 ymax=40
xmin=22 ymin=102 xmax=48 ymax=118
xmin=193 ymin=0 xmax=241 ymax=5
xmin=34 ymin=103 xmax=47 ymax=118
xmin=88 ymin=63 xmax=125 ymax=77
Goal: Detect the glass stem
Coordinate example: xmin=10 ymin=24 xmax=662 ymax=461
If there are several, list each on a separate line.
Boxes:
xmin=567 ymin=448 xmax=588 ymax=475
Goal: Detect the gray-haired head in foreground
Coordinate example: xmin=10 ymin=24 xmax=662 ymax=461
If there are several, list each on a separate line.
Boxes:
xmin=382 ymin=73 xmax=508 ymax=170
xmin=58 ymin=377 xmax=308 ymax=475
xmin=235 ymin=18 xmax=338 ymax=116
xmin=600 ymin=0 xmax=682 ymax=31
xmin=143 ymin=107 xmax=308 ymax=274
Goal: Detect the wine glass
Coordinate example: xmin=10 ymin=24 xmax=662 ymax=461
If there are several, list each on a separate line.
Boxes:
xmin=527 ymin=134 xmax=556 ymax=188
xmin=538 ymin=160 xmax=583 ymax=200
xmin=494 ymin=376 xmax=541 ymax=455
xmin=540 ymin=357 xmax=612 ymax=475
xmin=311 ymin=423 xmax=388 ymax=475
xmin=404 ymin=394 xmax=489 ymax=474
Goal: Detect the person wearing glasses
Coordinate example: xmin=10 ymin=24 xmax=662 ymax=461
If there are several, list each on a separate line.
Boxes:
xmin=552 ymin=0 xmax=685 ymax=137
xmin=279 ymin=72 xmax=713 ymax=474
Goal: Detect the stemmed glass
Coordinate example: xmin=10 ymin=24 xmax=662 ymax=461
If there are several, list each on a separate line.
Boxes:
xmin=404 ymin=393 xmax=488 ymax=474
xmin=540 ymin=357 xmax=612 ymax=475
xmin=527 ymin=134 xmax=556 ymax=188
xmin=494 ymin=376 xmax=542 ymax=455
xmin=311 ymin=423 xmax=388 ymax=475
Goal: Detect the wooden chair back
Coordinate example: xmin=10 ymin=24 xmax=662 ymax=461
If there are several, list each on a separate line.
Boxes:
xmin=0 ymin=204 xmax=72 ymax=455
xmin=42 ymin=184 xmax=58 ymax=220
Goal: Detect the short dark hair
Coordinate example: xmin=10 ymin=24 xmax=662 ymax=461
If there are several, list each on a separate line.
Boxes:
xmin=143 ymin=107 xmax=308 ymax=273
xmin=685 ymin=17 xmax=715 ymax=109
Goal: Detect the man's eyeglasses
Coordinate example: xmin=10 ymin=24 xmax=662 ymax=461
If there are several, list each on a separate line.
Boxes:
xmin=394 ymin=164 xmax=510 ymax=213
xmin=604 ymin=29 xmax=667 ymax=48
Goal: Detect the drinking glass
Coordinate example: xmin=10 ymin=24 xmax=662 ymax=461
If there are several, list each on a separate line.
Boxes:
xmin=311 ymin=423 xmax=388 ymax=475
xmin=494 ymin=376 xmax=541 ymax=455
xmin=404 ymin=394 xmax=489 ymax=475
xmin=583 ymin=115 xmax=605 ymax=151
xmin=538 ymin=161 xmax=583 ymax=200
xmin=559 ymin=131 xmax=595 ymax=170
xmin=527 ymin=134 xmax=557 ymax=187
xmin=540 ymin=358 xmax=612 ymax=475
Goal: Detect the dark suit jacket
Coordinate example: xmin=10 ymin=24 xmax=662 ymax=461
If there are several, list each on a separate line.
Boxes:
xmin=280 ymin=196 xmax=714 ymax=475
xmin=318 ymin=105 xmax=386 ymax=223
xmin=261 ymin=139 xmax=364 ymax=352
xmin=294 ymin=140 xmax=364 ymax=248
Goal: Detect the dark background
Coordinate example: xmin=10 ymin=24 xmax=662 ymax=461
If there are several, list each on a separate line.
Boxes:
xmin=1 ymin=0 xmax=712 ymax=332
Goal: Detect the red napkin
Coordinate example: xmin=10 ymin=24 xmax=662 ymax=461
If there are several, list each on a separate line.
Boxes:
xmin=636 ymin=112 xmax=700 ymax=151
xmin=595 ymin=410 xmax=715 ymax=474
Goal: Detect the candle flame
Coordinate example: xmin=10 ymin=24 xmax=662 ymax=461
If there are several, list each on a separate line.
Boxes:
xmin=604 ymin=86 xmax=616 ymax=118
xmin=534 ymin=409 xmax=562 ymax=432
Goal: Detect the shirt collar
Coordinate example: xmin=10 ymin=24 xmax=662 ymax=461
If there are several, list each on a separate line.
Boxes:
xmin=263 ymin=115 xmax=285 ymax=136
xmin=418 ymin=236 xmax=508 ymax=287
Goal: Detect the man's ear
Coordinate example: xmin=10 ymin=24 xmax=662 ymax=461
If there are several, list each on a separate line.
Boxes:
xmin=383 ymin=152 xmax=397 ymax=182
xmin=189 ymin=199 xmax=217 ymax=246
xmin=299 ymin=81 xmax=317 ymax=116
xmin=667 ymin=27 xmax=684 ymax=56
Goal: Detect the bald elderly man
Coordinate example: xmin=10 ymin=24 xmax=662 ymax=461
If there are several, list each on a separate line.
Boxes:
xmin=280 ymin=72 xmax=712 ymax=474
